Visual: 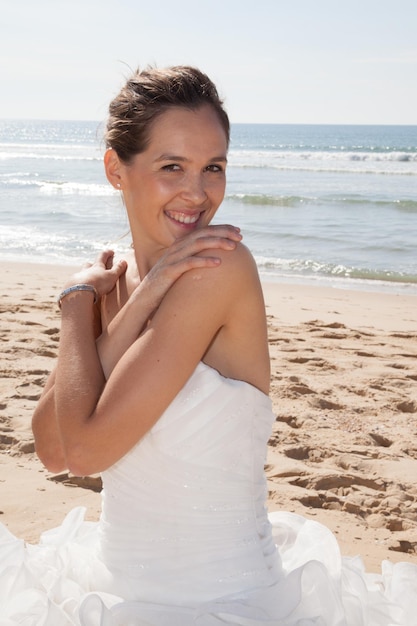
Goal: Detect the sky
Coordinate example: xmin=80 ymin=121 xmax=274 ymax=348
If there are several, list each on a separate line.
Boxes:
xmin=1 ymin=0 xmax=416 ymax=125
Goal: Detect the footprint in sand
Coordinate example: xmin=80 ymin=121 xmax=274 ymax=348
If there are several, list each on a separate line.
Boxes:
xmin=369 ymin=432 xmax=393 ymax=447
xmin=42 ymin=327 xmax=60 ymax=337
xmin=274 ymin=414 xmax=303 ymax=429
xmin=291 ymin=474 xmax=386 ymax=492
xmin=48 ymin=473 xmax=102 ymax=493
xmin=309 ymin=397 xmax=345 ymax=410
xmin=284 ymin=445 xmax=332 ymax=462
xmin=0 ymin=433 xmax=19 ymax=448
xmin=397 ymin=400 xmax=417 ymax=413
xmin=13 ymin=382 xmax=42 ymax=401
xmin=389 ymin=540 xmax=417 ymax=555
xmin=33 ymin=348 xmax=57 ymax=358
xmin=288 ymin=383 xmax=316 ymax=396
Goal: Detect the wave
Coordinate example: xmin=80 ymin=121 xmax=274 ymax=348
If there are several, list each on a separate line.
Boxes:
xmin=226 ymin=193 xmax=310 ymax=207
xmin=0 ymin=177 xmax=113 ymax=196
xmin=225 ymin=193 xmax=417 ymax=211
xmin=0 ymin=151 xmax=99 ymax=162
xmin=230 ymin=148 xmax=417 ymax=162
xmin=231 ymin=164 xmax=417 ymax=177
xmin=0 ymin=225 xmax=129 ymax=265
xmin=38 ymin=181 xmax=113 ymax=196
xmin=255 ymin=255 xmax=417 ymax=284
xmin=228 ymin=149 xmax=417 ymax=176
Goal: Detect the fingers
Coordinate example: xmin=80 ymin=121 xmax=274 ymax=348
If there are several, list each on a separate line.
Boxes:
xmin=90 ymin=250 xmax=127 ymax=279
xmin=65 ymin=250 xmax=127 ymax=299
xmin=150 ymin=225 xmax=242 ymax=280
xmin=93 ymin=249 xmax=115 ymax=269
xmin=172 ymin=255 xmax=222 ymax=272
xmin=111 ymin=259 xmax=128 ymax=279
xmin=187 ymin=224 xmax=242 ymax=244
xmin=171 ymin=225 xmax=242 ymax=256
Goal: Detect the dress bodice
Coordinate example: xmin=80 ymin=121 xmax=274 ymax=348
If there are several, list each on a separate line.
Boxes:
xmin=97 ymin=362 xmax=281 ymax=604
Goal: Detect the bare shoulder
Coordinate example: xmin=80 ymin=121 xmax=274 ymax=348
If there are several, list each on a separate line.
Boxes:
xmin=196 ymin=241 xmax=262 ymax=297
xmin=214 ymin=240 xmax=258 ymax=274
xmin=159 ymin=241 xmax=265 ymax=322
xmin=185 ymin=242 xmax=270 ymax=393
xmin=143 ymin=241 xmax=270 ymax=393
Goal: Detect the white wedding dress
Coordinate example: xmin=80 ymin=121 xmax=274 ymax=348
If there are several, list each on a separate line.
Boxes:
xmin=0 ymin=362 xmax=416 ymax=625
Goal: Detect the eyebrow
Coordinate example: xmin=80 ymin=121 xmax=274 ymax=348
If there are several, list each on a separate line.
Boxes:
xmin=155 ymin=154 xmax=228 ymax=163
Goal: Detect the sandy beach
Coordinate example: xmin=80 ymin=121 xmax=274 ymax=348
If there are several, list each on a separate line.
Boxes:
xmin=1 ymin=262 xmax=416 ymax=574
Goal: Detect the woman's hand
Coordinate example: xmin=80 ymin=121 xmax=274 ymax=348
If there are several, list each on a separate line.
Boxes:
xmin=137 ymin=224 xmax=242 ymax=310
xmin=64 ymin=249 xmax=127 ymax=298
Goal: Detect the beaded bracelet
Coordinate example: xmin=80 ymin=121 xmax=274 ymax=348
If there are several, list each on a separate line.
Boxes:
xmin=57 ymin=284 xmax=98 ymax=309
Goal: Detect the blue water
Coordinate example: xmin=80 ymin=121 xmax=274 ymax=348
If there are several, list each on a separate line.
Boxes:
xmin=0 ymin=119 xmax=416 ymax=294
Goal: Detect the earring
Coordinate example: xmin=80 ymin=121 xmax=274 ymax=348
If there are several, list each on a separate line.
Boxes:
xmin=116 ymin=182 xmax=121 ymax=189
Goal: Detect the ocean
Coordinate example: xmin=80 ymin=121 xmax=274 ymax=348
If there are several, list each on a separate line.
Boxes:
xmin=0 ymin=119 xmax=416 ymax=294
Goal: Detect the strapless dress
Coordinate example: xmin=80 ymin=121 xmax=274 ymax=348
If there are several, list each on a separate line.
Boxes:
xmin=0 ymin=362 xmax=416 ymax=625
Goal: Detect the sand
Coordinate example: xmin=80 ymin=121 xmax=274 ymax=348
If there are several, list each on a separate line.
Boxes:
xmin=1 ymin=262 xmax=416 ymax=573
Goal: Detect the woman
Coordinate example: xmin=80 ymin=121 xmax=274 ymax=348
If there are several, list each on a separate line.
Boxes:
xmin=0 ymin=66 xmax=415 ymax=625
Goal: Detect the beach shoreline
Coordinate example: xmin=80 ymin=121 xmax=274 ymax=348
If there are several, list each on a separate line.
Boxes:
xmin=1 ymin=261 xmax=416 ymax=572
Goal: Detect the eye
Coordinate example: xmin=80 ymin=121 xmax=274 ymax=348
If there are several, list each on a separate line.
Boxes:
xmin=161 ymin=163 xmax=181 ymax=172
xmin=205 ymin=164 xmax=225 ymax=173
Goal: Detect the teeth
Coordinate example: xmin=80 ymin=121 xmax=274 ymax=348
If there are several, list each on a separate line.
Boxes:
xmin=167 ymin=211 xmax=200 ymax=224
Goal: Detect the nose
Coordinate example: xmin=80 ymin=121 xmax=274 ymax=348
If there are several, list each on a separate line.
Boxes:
xmin=181 ymin=172 xmax=207 ymax=204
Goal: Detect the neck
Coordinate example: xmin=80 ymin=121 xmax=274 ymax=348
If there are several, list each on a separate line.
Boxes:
xmin=131 ymin=239 xmax=166 ymax=281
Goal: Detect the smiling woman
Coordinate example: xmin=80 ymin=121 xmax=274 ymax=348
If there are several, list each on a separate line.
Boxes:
xmin=0 ymin=65 xmax=416 ymax=625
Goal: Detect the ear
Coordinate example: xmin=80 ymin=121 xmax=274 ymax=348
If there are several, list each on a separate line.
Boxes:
xmin=104 ymin=149 xmax=123 ymax=189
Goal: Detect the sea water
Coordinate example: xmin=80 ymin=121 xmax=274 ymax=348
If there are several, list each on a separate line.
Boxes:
xmin=0 ymin=119 xmax=416 ymax=293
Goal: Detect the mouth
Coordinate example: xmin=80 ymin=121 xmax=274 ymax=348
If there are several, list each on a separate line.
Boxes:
xmin=165 ymin=210 xmax=203 ymax=226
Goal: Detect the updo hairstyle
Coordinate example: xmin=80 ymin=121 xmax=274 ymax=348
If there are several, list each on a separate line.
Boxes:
xmin=105 ymin=66 xmax=230 ymax=164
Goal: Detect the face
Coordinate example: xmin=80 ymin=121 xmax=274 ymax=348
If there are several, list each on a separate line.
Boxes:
xmin=109 ymin=105 xmax=228 ymax=261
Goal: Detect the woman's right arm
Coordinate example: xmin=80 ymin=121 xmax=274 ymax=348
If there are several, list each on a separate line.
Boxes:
xmin=31 ymin=369 xmax=64 ymax=472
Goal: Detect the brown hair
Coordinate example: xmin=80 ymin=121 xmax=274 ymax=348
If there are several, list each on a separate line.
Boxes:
xmin=105 ymin=66 xmax=230 ymax=163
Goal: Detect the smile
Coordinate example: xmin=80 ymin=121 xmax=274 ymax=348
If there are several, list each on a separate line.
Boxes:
xmin=165 ymin=210 xmax=202 ymax=225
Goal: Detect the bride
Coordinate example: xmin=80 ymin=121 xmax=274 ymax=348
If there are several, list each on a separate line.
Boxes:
xmin=1 ymin=66 xmax=416 ymax=625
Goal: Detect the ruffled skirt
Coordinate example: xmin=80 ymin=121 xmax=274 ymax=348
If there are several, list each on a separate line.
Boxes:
xmin=1 ymin=507 xmax=416 ymax=625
